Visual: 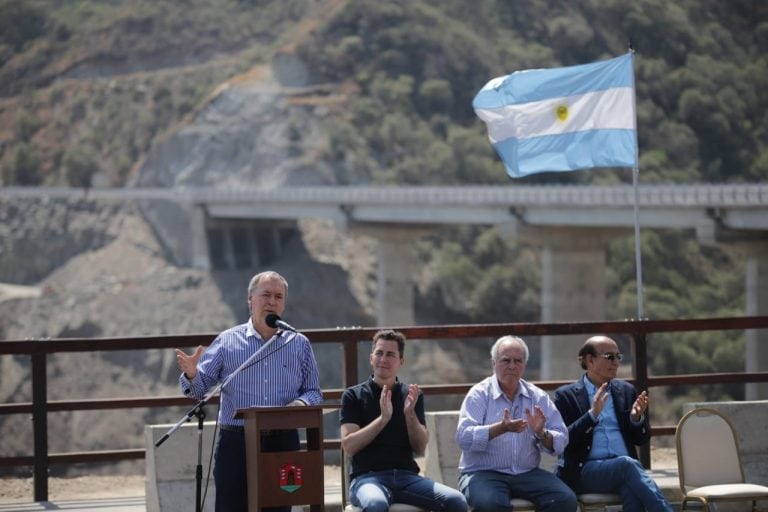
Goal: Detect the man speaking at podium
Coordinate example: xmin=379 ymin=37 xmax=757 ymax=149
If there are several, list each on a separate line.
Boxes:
xmin=176 ymin=270 xmax=323 ymax=512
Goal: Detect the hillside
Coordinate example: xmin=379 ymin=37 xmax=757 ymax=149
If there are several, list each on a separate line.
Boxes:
xmin=2 ymin=1 xmax=767 ymax=189
xmin=0 ymin=196 xmax=378 ymax=475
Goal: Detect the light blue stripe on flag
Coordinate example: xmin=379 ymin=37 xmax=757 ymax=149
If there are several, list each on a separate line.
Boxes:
xmin=473 ymin=53 xmax=637 ymax=178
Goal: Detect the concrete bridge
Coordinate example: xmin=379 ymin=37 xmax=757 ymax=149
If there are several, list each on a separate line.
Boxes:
xmin=5 ymin=184 xmax=768 ymax=396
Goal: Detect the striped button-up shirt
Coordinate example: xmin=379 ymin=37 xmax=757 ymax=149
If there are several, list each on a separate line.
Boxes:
xmin=179 ymin=319 xmax=322 ymax=426
xmin=456 ymin=376 xmax=568 ymax=475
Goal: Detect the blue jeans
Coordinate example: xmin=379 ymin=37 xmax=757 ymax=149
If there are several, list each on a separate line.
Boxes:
xmin=459 ymin=468 xmax=577 ymax=512
xmin=579 ymin=456 xmax=672 ymax=512
xmin=350 ymin=469 xmax=468 ymax=512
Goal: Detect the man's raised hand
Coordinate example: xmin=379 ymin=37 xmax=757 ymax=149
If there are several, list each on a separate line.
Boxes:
xmin=501 ymin=408 xmax=528 ymax=433
xmin=590 ymin=382 xmax=610 ymax=418
xmin=379 ymin=384 xmax=393 ymax=423
xmin=631 ymin=390 xmax=648 ymax=421
xmin=175 ymin=346 xmax=204 ymax=379
xmin=404 ymin=383 xmax=420 ymax=416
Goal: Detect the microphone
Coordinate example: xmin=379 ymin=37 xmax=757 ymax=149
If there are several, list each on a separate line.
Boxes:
xmin=265 ymin=313 xmax=298 ymax=333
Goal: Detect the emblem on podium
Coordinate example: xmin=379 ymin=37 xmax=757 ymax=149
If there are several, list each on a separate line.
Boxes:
xmin=279 ymin=463 xmax=303 ymax=493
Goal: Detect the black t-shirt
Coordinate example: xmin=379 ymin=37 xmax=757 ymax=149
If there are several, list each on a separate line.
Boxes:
xmin=340 ymin=377 xmax=426 ymax=479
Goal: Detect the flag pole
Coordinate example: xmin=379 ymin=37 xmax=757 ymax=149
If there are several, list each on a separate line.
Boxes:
xmin=628 ymin=45 xmax=644 ymax=320
xmin=632 ymin=165 xmax=644 ymax=319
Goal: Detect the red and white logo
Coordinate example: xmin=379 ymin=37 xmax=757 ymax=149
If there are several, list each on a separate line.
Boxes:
xmin=279 ymin=463 xmax=303 ymax=493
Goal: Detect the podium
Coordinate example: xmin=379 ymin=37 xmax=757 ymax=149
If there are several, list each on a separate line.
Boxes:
xmin=236 ymin=405 xmax=325 ymax=511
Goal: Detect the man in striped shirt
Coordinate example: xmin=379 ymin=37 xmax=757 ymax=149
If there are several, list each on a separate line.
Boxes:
xmin=176 ymin=270 xmax=322 ymax=512
xmin=455 ymin=335 xmax=577 ymax=512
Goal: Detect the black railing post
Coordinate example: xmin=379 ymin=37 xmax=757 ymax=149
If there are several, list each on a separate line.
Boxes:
xmin=342 ymin=339 xmax=358 ymax=389
xmin=31 ymin=352 xmax=49 ymax=501
xmin=633 ymin=332 xmax=651 ymax=468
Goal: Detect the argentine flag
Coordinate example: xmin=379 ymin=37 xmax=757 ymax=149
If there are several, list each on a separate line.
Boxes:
xmin=473 ymin=53 xmax=637 ymax=179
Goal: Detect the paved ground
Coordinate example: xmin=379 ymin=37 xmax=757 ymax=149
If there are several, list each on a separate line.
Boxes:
xmin=0 ymin=496 xmax=146 ymax=511
xmin=0 ymin=489 xmax=344 ymax=512
xmin=0 ymin=473 xmax=343 ymax=512
xmin=0 ymin=450 xmax=680 ymax=511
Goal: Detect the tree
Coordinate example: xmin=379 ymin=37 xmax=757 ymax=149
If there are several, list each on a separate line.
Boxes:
xmin=63 ymin=147 xmax=99 ymax=189
xmin=0 ymin=0 xmax=46 ymax=52
xmin=5 ymin=143 xmax=42 ymax=185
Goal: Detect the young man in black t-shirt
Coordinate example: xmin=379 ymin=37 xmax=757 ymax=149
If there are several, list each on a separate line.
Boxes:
xmin=340 ymin=329 xmax=467 ymax=511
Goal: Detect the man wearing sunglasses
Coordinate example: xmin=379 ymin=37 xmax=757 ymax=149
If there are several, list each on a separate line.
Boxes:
xmin=553 ymin=336 xmax=672 ymax=512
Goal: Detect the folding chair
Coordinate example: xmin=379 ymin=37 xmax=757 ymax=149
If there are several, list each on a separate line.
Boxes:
xmin=676 ymin=407 xmax=768 ymax=512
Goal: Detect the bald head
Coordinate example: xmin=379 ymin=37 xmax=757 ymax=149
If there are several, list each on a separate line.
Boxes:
xmin=579 ymin=335 xmax=622 ymax=384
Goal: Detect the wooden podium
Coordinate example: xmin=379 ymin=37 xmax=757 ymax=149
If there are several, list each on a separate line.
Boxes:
xmin=236 ymin=405 xmax=325 ymax=511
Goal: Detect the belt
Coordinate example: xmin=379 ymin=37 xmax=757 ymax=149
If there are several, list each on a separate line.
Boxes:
xmin=219 ymin=424 xmax=293 ymax=436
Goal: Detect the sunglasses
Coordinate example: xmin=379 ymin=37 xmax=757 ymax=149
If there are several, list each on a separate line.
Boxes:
xmin=597 ymin=353 xmax=623 ymax=362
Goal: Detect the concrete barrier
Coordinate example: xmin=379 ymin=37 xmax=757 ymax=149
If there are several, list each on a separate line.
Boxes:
xmin=424 ymin=411 xmax=462 ymax=487
xmin=684 ymin=400 xmax=768 ymax=486
xmin=146 ymin=422 xmax=340 ymax=511
xmin=145 ymin=422 xmax=218 ymax=512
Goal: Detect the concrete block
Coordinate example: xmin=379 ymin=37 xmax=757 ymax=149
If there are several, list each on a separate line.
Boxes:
xmin=145 ymin=421 xmax=218 ymax=512
xmin=424 ymin=411 xmax=461 ymax=486
xmin=146 ymin=422 xmax=324 ymax=512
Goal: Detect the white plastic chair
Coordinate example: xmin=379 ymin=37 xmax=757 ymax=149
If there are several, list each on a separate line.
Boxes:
xmin=676 ymin=407 xmax=768 ymax=512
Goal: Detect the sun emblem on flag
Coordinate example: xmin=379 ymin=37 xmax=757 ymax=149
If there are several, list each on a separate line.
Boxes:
xmin=555 ymin=104 xmax=569 ymax=122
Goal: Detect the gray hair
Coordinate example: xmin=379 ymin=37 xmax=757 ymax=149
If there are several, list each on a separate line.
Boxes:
xmin=490 ymin=335 xmax=529 ymax=363
xmin=247 ymin=271 xmax=288 ymax=297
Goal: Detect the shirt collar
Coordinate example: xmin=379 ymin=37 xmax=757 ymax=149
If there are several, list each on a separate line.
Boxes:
xmin=246 ymin=318 xmax=259 ymax=338
xmin=491 ymin=375 xmax=531 ymax=401
xmin=367 ymin=375 xmax=399 ymax=392
xmin=246 ymin=318 xmax=281 ymax=341
xmin=582 ymin=373 xmax=607 ymax=397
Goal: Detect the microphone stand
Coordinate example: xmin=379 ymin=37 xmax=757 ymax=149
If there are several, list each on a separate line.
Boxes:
xmin=194 ymin=406 xmax=205 ymax=512
xmin=154 ymin=331 xmax=291 ymax=512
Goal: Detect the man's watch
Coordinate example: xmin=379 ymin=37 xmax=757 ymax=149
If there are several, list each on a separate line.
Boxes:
xmin=535 ymin=429 xmax=550 ymax=441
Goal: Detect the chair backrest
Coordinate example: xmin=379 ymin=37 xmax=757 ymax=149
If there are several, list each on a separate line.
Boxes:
xmin=676 ymin=407 xmax=746 ymax=493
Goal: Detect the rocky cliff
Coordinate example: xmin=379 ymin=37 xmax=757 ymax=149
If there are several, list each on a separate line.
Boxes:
xmin=0 ymin=55 xmax=387 ymax=465
xmin=0 ymin=191 xmax=381 ymax=475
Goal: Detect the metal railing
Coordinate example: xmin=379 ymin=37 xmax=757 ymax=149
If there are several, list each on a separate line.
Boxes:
xmin=2 ymin=316 xmax=768 ymax=502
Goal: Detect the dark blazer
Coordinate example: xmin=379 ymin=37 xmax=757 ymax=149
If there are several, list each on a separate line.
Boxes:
xmin=553 ymin=377 xmax=650 ymax=490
